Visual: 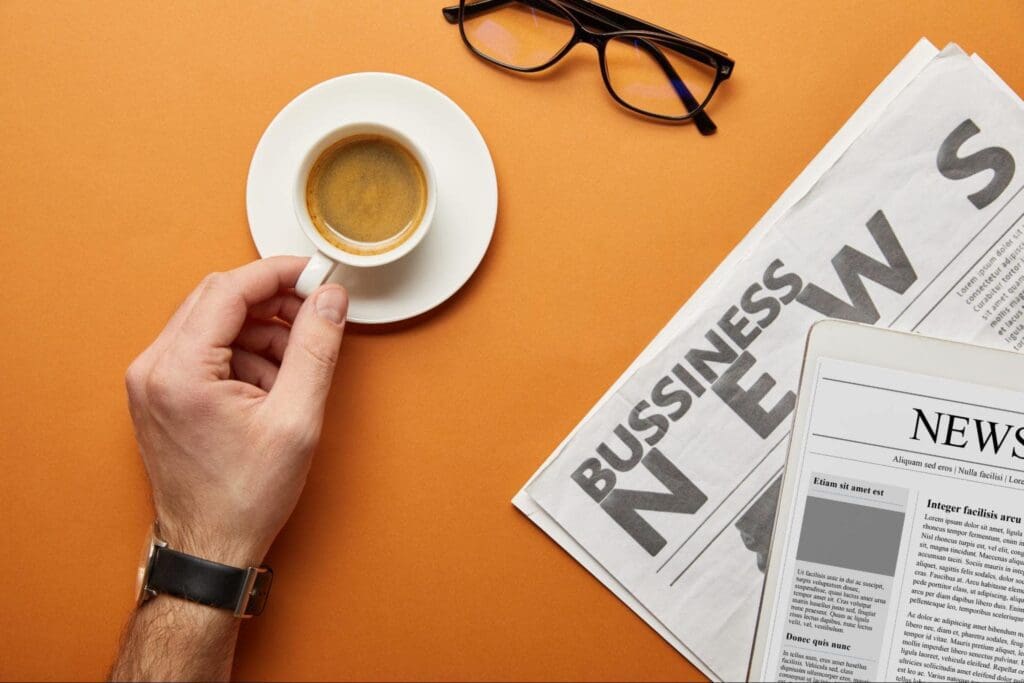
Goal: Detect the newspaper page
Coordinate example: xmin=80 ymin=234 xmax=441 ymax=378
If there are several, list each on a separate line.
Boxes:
xmin=756 ymin=357 xmax=1024 ymax=682
xmin=517 ymin=43 xmax=1024 ymax=682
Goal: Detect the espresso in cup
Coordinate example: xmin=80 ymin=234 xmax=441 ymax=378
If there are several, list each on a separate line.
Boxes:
xmin=292 ymin=123 xmax=436 ymax=298
xmin=305 ymin=134 xmax=427 ymax=256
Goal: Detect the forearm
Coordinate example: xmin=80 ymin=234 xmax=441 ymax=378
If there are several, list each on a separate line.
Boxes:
xmin=109 ymin=595 xmax=240 ymax=682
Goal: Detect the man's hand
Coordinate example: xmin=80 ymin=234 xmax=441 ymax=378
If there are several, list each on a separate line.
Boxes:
xmin=111 ymin=257 xmax=347 ymax=682
xmin=125 ymin=256 xmax=348 ymax=566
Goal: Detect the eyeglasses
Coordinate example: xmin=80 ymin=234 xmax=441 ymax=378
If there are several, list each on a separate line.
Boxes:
xmin=441 ymin=0 xmax=734 ymax=135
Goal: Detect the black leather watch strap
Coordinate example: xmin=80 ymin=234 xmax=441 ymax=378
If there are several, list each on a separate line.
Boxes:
xmin=147 ymin=546 xmax=273 ymax=616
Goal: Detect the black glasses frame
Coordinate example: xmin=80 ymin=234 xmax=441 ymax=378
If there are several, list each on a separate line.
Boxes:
xmin=441 ymin=0 xmax=734 ymax=135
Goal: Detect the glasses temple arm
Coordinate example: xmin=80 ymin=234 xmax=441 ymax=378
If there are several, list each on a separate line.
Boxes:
xmin=559 ymin=0 xmax=724 ymax=55
xmin=441 ymin=3 xmax=460 ymax=23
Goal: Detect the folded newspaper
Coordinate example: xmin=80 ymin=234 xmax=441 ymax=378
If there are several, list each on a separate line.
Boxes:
xmin=513 ymin=39 xmax=1024 ymax=681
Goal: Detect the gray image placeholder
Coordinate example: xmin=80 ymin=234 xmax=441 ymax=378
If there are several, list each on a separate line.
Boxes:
xmin=795 ymin=497 xmax=905 ymax=577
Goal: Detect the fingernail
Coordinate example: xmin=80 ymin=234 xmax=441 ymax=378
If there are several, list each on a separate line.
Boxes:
xmin=315 ymin=287 xmax=347 ymax=325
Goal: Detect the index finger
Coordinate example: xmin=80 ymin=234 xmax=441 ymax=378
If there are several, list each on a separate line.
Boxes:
xmin=180 ymin=256 xmax=309 ymax=348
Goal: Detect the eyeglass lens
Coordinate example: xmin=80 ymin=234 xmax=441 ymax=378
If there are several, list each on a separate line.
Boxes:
xmin=603 ymin=36 xmax=716 ymax=117
xmin=461 ymin=1 xmax=576 ymax=70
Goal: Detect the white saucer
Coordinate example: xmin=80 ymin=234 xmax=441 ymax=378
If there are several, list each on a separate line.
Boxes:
xmin=246 ymin=73 xmax=498 ymax=324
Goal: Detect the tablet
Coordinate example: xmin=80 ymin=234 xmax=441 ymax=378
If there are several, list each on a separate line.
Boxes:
xmin=748 ymin=320 xmax=1024 ymax=682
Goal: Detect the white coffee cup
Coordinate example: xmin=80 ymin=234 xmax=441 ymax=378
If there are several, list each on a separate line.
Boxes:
xmin=293 ymin=122 xmax=437 ymax=298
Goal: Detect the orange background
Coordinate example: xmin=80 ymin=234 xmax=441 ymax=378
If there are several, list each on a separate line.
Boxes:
xmin=1 ymin=1 xmax=1022 ymax=680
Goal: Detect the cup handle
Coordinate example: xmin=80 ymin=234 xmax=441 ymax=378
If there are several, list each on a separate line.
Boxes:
xmin=295 ymin=251 xmax=337 ymax=298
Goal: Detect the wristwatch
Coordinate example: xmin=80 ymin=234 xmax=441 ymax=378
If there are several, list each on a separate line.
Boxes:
xmin=135 ymin=522 xmax=273 ymax=617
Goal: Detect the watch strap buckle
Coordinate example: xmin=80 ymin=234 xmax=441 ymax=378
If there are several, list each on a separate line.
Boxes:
xmin=234 ymin=565 xmax=273 ymax=618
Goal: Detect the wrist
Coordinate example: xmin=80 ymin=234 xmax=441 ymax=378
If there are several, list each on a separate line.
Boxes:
xmin=157 ymin=518 xmax=267 ymax=568
xmin=137 ymin=520 xmax=275 ymax=619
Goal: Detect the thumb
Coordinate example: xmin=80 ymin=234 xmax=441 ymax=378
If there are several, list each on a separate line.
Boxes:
xmin=269 ymin=284 xmax=348 ymax=418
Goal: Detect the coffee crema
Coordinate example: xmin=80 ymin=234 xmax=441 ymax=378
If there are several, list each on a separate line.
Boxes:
xmin=305 ymin=134 xmax=427 ymax=255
